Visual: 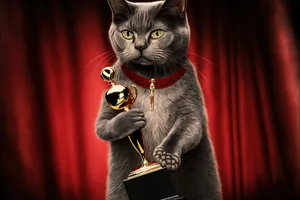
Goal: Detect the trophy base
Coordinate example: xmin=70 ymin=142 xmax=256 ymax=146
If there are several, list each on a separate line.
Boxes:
xmin=127 ymin=162 xmax=162 ymax=179
xmin=123 ymin=168 xmax=183 ymax=200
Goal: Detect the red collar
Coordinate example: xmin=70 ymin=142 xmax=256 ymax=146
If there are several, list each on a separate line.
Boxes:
xmin=121 ymin=65 xmax=186 ymax=89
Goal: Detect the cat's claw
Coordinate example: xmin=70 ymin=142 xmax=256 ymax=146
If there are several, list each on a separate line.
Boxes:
xmin=153 ymin=147 xmax=181 ymax=171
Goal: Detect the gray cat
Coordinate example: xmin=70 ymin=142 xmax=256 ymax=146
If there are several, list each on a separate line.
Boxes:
xmin=95 ymin=0 xmax=222 ymax=199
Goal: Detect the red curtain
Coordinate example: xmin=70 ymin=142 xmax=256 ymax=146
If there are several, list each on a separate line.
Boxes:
xmin=0 ymin=0 xmax=299 ymax=199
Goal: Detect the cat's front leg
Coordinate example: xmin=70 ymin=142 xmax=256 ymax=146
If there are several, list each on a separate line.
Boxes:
xmin=154 ymin=113 xmax=203 ymax=171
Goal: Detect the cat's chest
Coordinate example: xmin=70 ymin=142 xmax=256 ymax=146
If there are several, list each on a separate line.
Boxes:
xmin=132 ymin=87 xmax=172 ymax=137
xmin=115 ymin=71 xmax=186 ymax=150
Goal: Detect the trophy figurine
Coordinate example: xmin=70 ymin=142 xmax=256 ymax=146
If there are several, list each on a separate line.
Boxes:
xmin=100 ymin=67 xmax=162 ymax=179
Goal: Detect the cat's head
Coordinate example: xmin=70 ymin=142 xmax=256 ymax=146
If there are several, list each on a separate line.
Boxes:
xmin=108 ymin=0 xmax=190 ymax=67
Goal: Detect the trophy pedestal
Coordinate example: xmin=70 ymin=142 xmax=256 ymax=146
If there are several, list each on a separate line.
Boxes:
xmin=123 ymin=168 xmax=183 ymax=200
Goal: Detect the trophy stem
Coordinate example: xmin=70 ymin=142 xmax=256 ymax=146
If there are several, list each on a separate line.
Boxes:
xmin=127 ymin=133 xmax=148 ymax=165
xmin=142 ymin=156 xmax=149 ymax=166
xmin=127 ymin=130 xmax=162 ymax=179
xmin=126 ymin=112 xmax=162 ymax=179
xmin=125 ymin=107 xmax=148 ymax=166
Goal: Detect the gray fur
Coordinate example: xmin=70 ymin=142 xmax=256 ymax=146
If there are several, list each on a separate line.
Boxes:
xmin=96 ymin=0 xmax=222 ymax=199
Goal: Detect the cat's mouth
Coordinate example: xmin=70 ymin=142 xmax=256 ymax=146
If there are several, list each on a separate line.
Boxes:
xmin=132 ymin=56 xmax=152 ymax=65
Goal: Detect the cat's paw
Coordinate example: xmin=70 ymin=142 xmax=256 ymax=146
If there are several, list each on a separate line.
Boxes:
xmin=108 ymin=108 xmax=146 ymax=140
xmin=153 ymin=147 xmax=181 ymax=171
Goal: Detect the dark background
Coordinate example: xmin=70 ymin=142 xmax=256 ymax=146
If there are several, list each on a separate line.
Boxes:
xmin=287 ymin=0 xmax=300 ymax=46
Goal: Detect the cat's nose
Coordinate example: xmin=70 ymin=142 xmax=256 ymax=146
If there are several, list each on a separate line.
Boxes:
xmin=135 ymin=44 xmax=147 ymax=52
xmin=134 ymin=38 xmax=148 ymax=52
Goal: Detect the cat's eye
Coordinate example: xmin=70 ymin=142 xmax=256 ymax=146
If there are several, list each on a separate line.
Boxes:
xmin=150 ymin=30 xmax=164 ymax=39
xmin=121 ymin=30 xmax=134 ymax=40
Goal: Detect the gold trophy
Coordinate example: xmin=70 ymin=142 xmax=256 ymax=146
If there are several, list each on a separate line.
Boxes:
xmin=101 ymin=67 xmax=162 ymax=179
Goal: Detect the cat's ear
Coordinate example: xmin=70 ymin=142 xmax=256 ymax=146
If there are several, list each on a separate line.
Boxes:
xmin=107 ymin=0 xmax=131 ymax=23
xmin=161 ymin=0 xmax=187 ymax=15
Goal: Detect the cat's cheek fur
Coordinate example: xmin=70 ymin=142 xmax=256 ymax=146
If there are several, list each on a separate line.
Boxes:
xmin=156 ymin=31 xmax=174 ymax=48
xmin=176 ymin=26 xmax=190 ymax=36
xmin=114 ymin=32 xmax=128 ymax=50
